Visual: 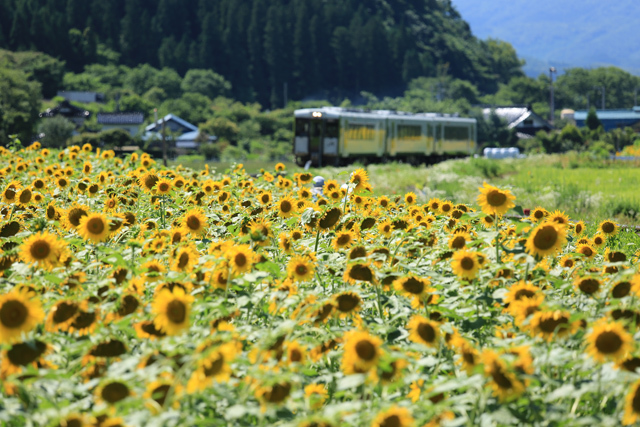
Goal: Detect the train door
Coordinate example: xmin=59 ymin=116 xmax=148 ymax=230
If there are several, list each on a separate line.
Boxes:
xmin=309 ymin=119 xmax=323 ymax=166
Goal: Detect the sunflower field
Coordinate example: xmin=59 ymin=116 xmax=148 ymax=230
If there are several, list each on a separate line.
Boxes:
xmin=2 ymin=142 xmax=640 ymax=427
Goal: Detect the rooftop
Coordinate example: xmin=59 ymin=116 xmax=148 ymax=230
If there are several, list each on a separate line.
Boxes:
xmin=97 ymin=112 xmax=145 ymax=125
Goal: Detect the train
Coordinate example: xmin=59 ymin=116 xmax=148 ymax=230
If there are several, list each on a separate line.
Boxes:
xmin=293 ymin=106 xmax=477 ymax=167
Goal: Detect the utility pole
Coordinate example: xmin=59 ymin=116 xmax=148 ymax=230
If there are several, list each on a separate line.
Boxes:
xmin=161 ymin=114 xmax=167 ymax=167
xmin=593 ymin=86 xmax=605 ymax=110
xmin=549 ymin=67 xmax=556 ymax=125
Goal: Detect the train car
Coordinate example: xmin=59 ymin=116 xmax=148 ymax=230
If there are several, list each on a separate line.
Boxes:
xmin=293 ymin=107 xmax=476 ymax=167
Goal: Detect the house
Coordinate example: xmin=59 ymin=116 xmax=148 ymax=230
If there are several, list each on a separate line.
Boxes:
xmin=57 ymin=91 xmax=105 ymax=103
xmin=39 ymin=100 xmax=91 ymax=127
xmin=143 ymin=114 xmax=215 ymax=154
xmin=574 ymin=107 xmax=640 ymax=132
xmin=482 ymin=105 xmax=553 ymax=136
xmin=97 ymin=112 xmax=145 ymax=137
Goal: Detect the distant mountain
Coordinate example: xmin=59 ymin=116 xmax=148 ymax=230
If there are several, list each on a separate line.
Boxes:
xmin=451 ymin=0 xmax=640 ymax=77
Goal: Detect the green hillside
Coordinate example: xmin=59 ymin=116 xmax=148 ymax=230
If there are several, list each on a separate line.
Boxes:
xmin=0 ymin=0 xmax=523 ymax=106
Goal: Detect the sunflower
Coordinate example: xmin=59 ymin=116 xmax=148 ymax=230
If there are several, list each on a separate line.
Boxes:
xmin=287 ymin=255 xmax=315 ymax=282
xmin=548 ymin=210 xmax=570 ymax=225
xmin=64 ymin=205 xmax=89 ymax=229
xmin=448 ymin=231 xmax=469 ymax=250
xmin=95 ymin=380 xmax=132 ymax=405
xmin=276 ymin=196 xmax=297 ymax=218
xmin=599 ymin=219 xmax=618 ymax=236
xmin=503 ymin=281 xmax=541 ymax=306
xmin=612 ymin=281 xmax=632 ymax=299
xmin=256 ymin=381 xmax=292 ymax=406
xmin=378 ymin=219 xmax=394 ymax=238
xmin=19 ymin=231 xmax=65 ymax=270
xmin=450 ymin=250 xmax=481 ymax=280
xmin=258 ymin=191 xmax=273 ymax=205
xmin=371 ymin=406 xmax=414 ymax=427
xmin=0 ymin=289 xmax=44 ymax=345
xmin=139 ymin=172 xmax=160 ymax=193
xmin=46 ymin=300 xmax=81 ymax=332
xmin=574 ymin=276 xmax=601 ymax=295
xmin=623 ymin=380 xmax=640 ymax=425
xmin=482 ymin=350 xmax=525 ymax=401
xmin=586 ymin=319 xmax=633 ymax=363
xmin=182 ymin=208 xmax=208 ymax=236
xmin=332 ymin=230 xmax=356 ymax=250
xmin=529 ymin=310 xmax=578 ymax=341
xmin=333 ymin=291 xmax=362 ymax=319
xmin=186 ymin=342 xmax=237 ymax=393
xmin=407 ymin=315 xmax=440 ymax=348
xmin=576 ymin=243 xmax=597 ymax=259
xmin=529 ymin=206 xmax=548 ymax=222
xmin=304 ymin=384 xmax=328 ymax=410
xmin=226 ymin=244 xmax=255 ymax=276
xmin=344 ymin=262 xmax=375 ymax=284
xmin=152 ymin=287 xmax=194 ymax=335
xmin=349 ymin=168 xmax=369 ymax=192
xmin=341 ymin=330 xmax=383 ymax=375
xmin=285 ymin=340 xmax=307 ymax=365
xmin=477 ymin=182 xmax=515 ymax=216
xmin=318 ymin=207 xmax=342 ymax=230
xmin=394 ymin=276 xmax=434 ymax=307
xmin=134 ymin=320 xmax=167 ymax=340
xmin=171 ymin=245 xmax=199 ymax=272
xmin=404 ymin=192 xmax=417 ymax=205
xmin=68 ymin=309 xmax=100 ymax=336
xmin=592 ymin=233 xmax=606 ymax=247
xmin=481 ymin=214 xmax=495 ymax=228
xmin=451 ymin=335 xmax=480 ymax=374
xmin=16 ymin=187 xmax=32 ymax=206
xmin=77 ymin=213 xmax=110 ymax=242
xmin=525 ymin=222 xmax=567 ymax=258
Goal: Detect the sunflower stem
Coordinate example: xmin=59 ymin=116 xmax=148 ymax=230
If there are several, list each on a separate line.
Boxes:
xmin=374 ymin=284 xmax=384 ymax=320
xmin=494 ymin=213 xmax=500 ymax=262
xmin=314 ymin=228 xmax=321 ymax=253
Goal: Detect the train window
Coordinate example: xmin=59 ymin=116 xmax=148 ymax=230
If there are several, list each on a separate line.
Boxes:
xmin=295 ymin=119 xmax=309 ymax=136
xmin=397 ymin=125 xmax=422 ymax=139
xmin=345 ymin=123 xmax=375 ymax=140
xmin=444 ymin=126 xmax=469 ymax=141
xmin=326 ymin=120 xmax=339 ymax=138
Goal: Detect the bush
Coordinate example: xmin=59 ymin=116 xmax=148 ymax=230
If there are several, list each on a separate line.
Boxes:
xmin=38 ymin=116 xmax=75 ymax=148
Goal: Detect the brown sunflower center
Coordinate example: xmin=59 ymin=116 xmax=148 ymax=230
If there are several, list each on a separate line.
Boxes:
xmin=68 ymin=208 xmax=88 ymax=227
xmin=101 ymin=382 xmax=130 ymax=403
xmin=280 ymin=201 xmax=292 ymax=213
xmin=53 ymin=301 xmax=79 ymax=324
xmin=19 ymin=189 xmax=32 ymax=204
xmin=355 ymin=340 xmax=376 ymax=361
xmin=451 ymin=236 xmax=466 ymax=249
xmin=178 ymin=253 xmax=190 ymax=269
xmin=417 ymin=322 xmax=436 ymax=343
xmin=144 ymin=175 xmax=159 ymax=190
xmin=30 ymin=240 xmax=52 ymax=259
xmin=380 ymin=415 xmax=401 ymax=427
xmin=601 ymin=222 xmax=615 ymax=234
xmin=579 ymin=246 xmax=593 ymax=257
xmin=266 ymin=383 xmax=291 ymax=403
xmin=186 ymin=215 xmax=201 ymax=230
xmin=336 ymin=294 xmax=359 ymax=312
xmin=533 ymin=225 xmax=558 ymax=250
xmin=486 ymin=190 xmax=507 ymax=207
xmin=402 ymin=277 xmax=425 ymax=295
xmin=290 ymin=349 xmax=303 ymax=362
xmin=460 ymin=257 xmax=475 ymax=271
xmin=463 ymin=350 xmax=477 ymax=365
xmin=595 ymin=331 xmax=623 ymax=354
xmin=87 ymin=217 xmax=105 ymax=235
xmin=0 ymin=299 xmax=28 ymax=328
xmin=337 ymin=234 xmax=351 ymax=246
xmin=578 ymin=279 xmax=599 ymax=294
xmin=203 ymin=354 xmax=224 ymax=376
xmin=490 ymin=364 xmax=513 ymax=389
xmin=7 ymin=340 xmax=47 ymax=366
xmin=612 ymin=282 xmax=631 ymax=299
xmin=348 ymin=264 xmax=373 ymax=282
xmin=538 ymin=315 xmax=569 ymax=334
xmin=167 ymin=300 xmax=186 ymax=324
xmin=295 ymin=264 xmax=308 ymax=276
xmin=234 ymin=253 xmax=247 ymax=267
xmin=514 ymin=289 xmax=535 ymax=300
xmin=158 ymin=182 xmax=170 ymax=192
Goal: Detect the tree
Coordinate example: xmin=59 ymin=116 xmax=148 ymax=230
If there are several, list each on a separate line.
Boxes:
xmin=99 ymin=128 xmax=133 ymax=149
xmin=181 ymin=69 xmax=231 ymax=99
xmin=585 ymin=107 xmax=602 ymax=131
xmin=0 ymin=67 xmax=41 ymax=145
xmin=38 ymin=116 xmax=75 ymax=148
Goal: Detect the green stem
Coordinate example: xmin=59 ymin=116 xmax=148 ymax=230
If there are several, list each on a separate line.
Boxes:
xmin=374 ymin=284 xmax=384 ymax=319
xmin=494 ymin=213 xmax=500 ymax=262
xmin=314 ymin=228 xmax=321 ymax=253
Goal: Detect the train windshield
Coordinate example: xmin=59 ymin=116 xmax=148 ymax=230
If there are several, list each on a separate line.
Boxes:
xmin=295 ymin=118 xmax=310 ymax=136
xmin=325 ymin=120 xmax=339 ymax=138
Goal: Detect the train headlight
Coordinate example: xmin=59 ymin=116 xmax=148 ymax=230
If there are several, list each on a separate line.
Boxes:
xmin=312 ymin=111 xmax=322 ymax=118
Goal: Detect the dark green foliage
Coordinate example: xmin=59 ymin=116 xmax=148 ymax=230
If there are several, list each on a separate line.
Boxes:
xmin=181 ymin=69 xmax=231 ymax=100
xmin=99 ymin=128 xmax=133 ymax=149
xmin=0 ymin=66 xmax=41 ymax=144
xmin=0 ymin=0 xmax=523 ymax=107
xmin=0 ymin=50 xmax=65 ymax=98
xmin=585 ymin=107 xmax=602 ymax=131
xmin=37 ymin=116 xmax=75 ymax=148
